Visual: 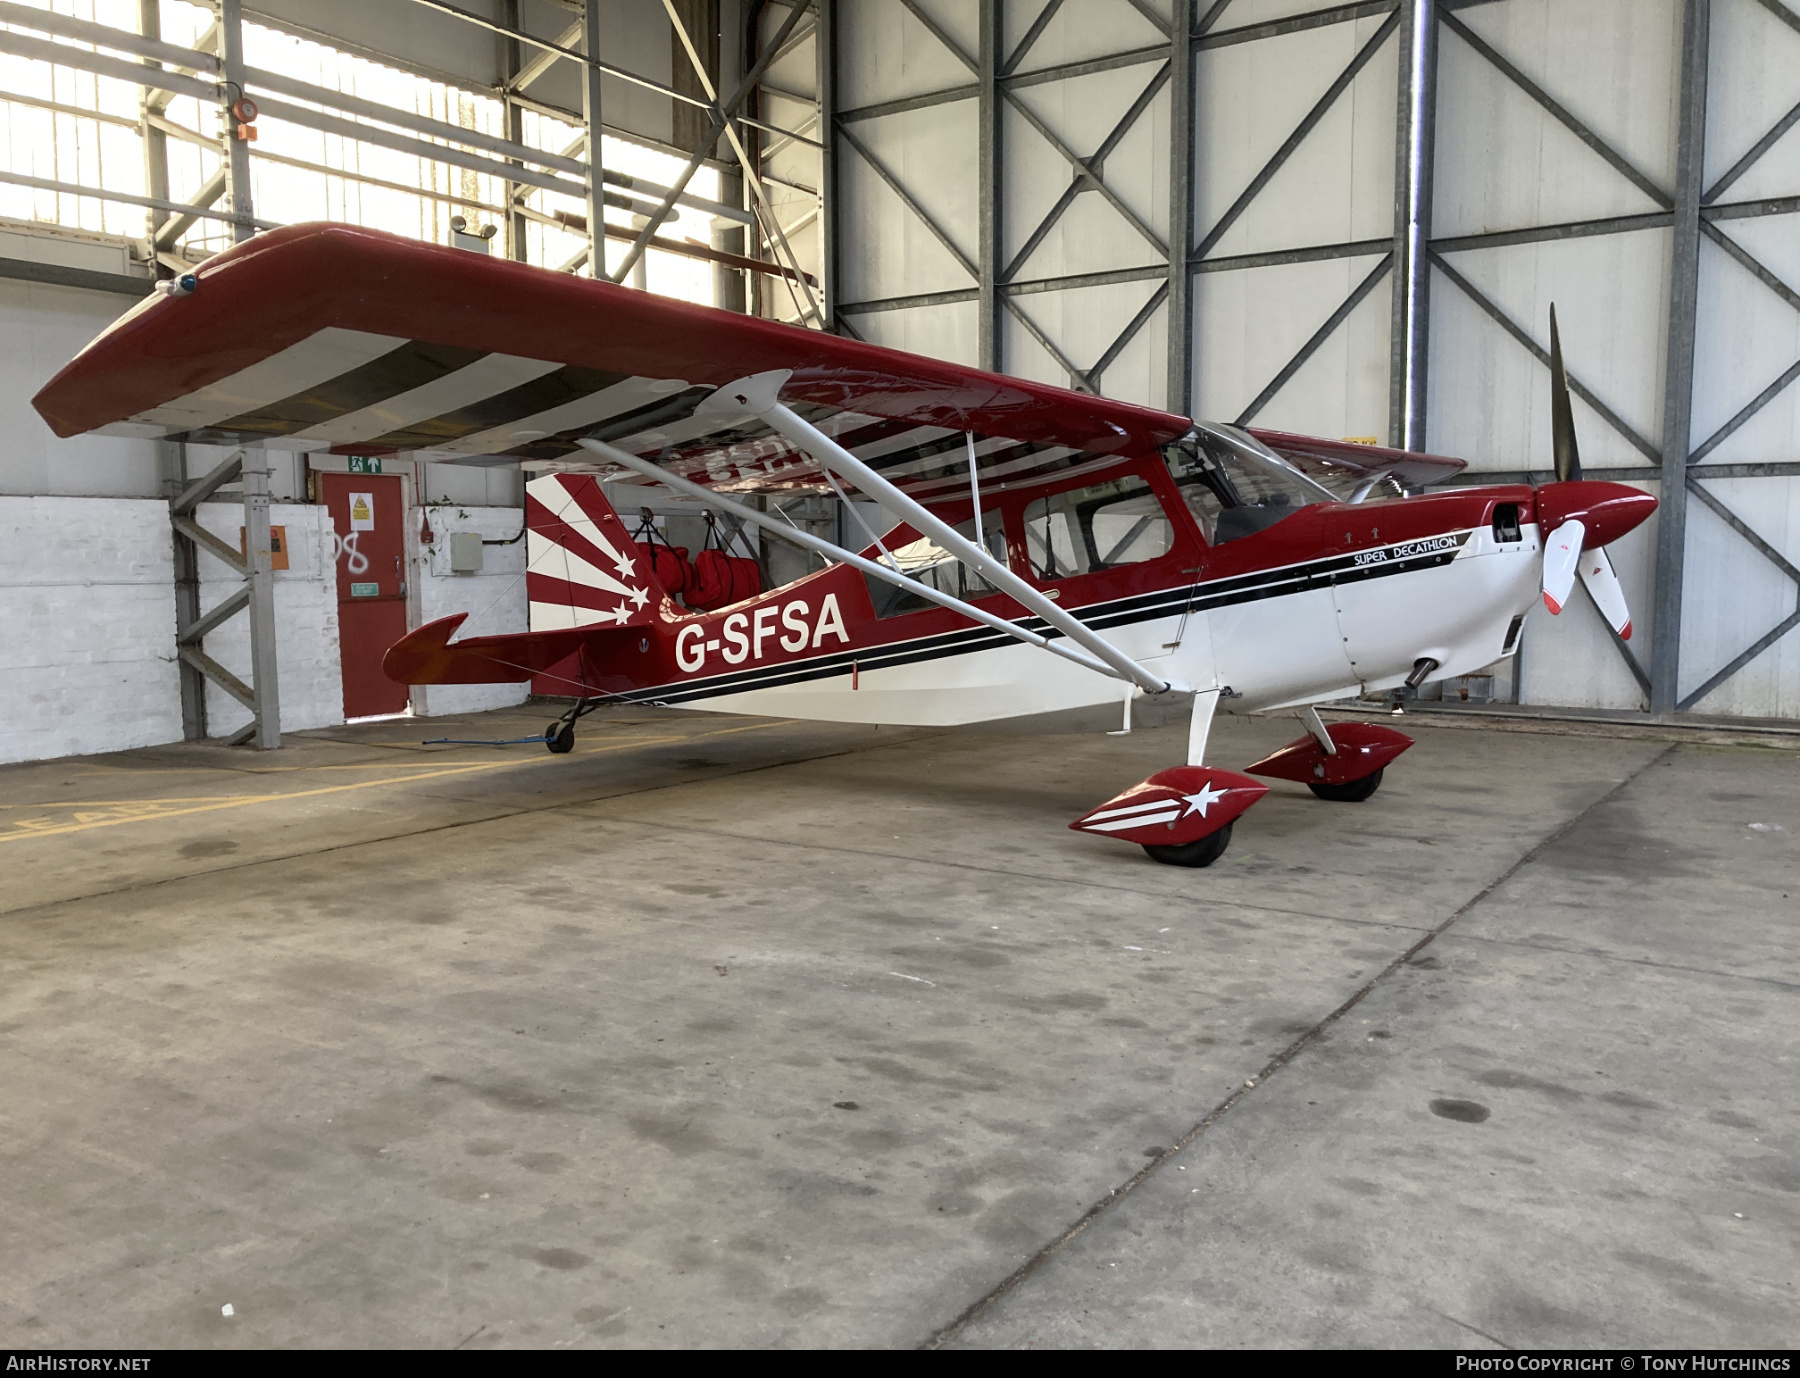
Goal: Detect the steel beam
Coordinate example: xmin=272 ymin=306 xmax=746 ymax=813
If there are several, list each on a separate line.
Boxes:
xmin=0 ymin=255 xmax=151 ymax=296
xmin=219 ymin=0 xmax=253 ymax=244
xmin=999 ymin=63 xmax=1170 ymax=285
xmin=1432 ymin=211 xmax=1672 ymax=254
xmin=241 ymin=454 xmax=281 ymax=748
xmin=1196 ymin=238 xmax=1391 ymax=271
xmin=1202 ymin=0 xmax=1397 ymax=48
xmin=817 ymin=0 xmax=839 ymax=331
xmin=1391 ymin=0 xmax=1437 ymax=450
xmin=1650 ymin=0 xmax=1711 ymax=717
xmin=978 ymin=0 xmax=1002 ymax=371
xmin=1168 ymin=0 xmax=1195 ymax=416
xmin=580 ymin=0 xmax=604 ymax=275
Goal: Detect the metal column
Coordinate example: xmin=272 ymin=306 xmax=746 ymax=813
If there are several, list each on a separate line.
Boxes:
xmin=138 ymin=0 xmax=170 ymax=267
xmin=1389 ymin=0 xmax=1437 ymax=450
xmin=581 ymin=0 xmax=605 ymax=275
xmin=976 ymin=0 xmax=1001 ymax=372
xmin=1650 ymin=0 xmax=1712 ymax=717
xmin=1167 ymin=1 xmax=1195 ymax=418
xmin=168 ymin=450 xmax=281 ymax=749
xmin=162 ymin=442 xmax=206 ymax=740
xmin=241 ymin=453 xmax=281 ymax=749
xmin=218 ymin=0 xmax=253 ymax=243
xmin=500 ymin=0 xmax=529 ymax=261
xmin=816 ymin=0 xmax=838 ymax=333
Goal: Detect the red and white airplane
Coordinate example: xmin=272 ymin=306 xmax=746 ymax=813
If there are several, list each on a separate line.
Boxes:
xmin=35 ymin=225 xmax=1656 ymax=867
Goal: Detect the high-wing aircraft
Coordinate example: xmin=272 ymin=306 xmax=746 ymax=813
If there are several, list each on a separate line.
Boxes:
xmin=34 ymin=225 xmax=1656 ymax=867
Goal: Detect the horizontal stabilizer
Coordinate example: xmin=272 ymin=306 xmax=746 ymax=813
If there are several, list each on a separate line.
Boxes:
xmin=382 ymin=613 xmax=611 ymax=686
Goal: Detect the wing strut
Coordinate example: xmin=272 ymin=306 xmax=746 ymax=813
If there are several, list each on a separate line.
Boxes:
xmin=690 ymin=371 xmax=1178 ymax=697
xmin=574 ymin=436 xmax=1131 ymax=684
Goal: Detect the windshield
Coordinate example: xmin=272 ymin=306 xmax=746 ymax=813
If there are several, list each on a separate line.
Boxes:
xmin=1161 ymin=423 xmax=1335 ymax=545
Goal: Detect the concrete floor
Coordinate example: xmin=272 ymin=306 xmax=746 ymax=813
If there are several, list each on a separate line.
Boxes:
xmin=0 ymin=704 xmax=1793 ymax=1349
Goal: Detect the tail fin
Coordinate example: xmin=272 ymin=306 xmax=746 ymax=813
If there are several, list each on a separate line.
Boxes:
xmin=527 ymin=473 xmax=672 ymax=630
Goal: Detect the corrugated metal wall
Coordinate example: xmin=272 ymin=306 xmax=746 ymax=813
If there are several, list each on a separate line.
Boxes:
xmin=816 ymin=0 xmax=1800 ymax=720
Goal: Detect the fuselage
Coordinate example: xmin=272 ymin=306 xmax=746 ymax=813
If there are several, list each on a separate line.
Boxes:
xmin=529 ymin=456 xmax=1545 ymax=727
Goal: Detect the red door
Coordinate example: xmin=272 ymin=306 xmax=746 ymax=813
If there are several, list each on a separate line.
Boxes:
xmin=322 ymin=473 xmax=411 ymax=718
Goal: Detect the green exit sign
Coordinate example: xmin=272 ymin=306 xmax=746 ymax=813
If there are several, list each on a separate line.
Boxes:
xmin=347 ymin=455 xmax=382 ymax=475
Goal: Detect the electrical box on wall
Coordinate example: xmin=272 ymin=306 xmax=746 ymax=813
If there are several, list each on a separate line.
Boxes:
xmin=448 ymin=532 xmax=484 ymax=573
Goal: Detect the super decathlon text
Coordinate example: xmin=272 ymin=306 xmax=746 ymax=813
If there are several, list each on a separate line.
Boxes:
xmin=1353 ymin=533 xmax=1463 ymax=566
xmin=675 ymin=593 xmax=851 ymax=673
xmin=7 ymin=1361 xmax=152 ymax=1371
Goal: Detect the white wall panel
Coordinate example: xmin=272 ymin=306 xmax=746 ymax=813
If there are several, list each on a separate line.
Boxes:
xmin=1242 ymin=273 xmax=1391 ymax=438
xmin=1702 ymin=0 xmax=1800 ymax=203
xmin=0 ymin=273 xmax=158 ymax=499
xmin=839 ymin=100 xmax=981 ymax=301
xmin=849 ymin=300 xmax=980 ymax=369
xmin=838 ymin=2 xmax=975 ymax=109
xmin=1194 ymin=17 xmax=1397 ymax=257
xmin=1677 ymin=481 xmax=1800 ymax=716
xmin=1006 ymin=0 xmax=1166 ymax=67
xmin=1004 ymin=277 xmax=1166 ymax=393
xmin=1194 ymin=252 xmax=1386 ymax=424
xmin=1690 ymin=234 xmax=1800 ymax=464
xmin=1427 ymin=230 xmax=1671 ymax=472
xmin=1449 ymin=0 xmax=1680 ymax=198
xmin=1096 ymin=300 xmax=1172 ymax=411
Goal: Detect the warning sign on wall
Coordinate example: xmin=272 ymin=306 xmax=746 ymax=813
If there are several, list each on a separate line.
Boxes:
xmin=348 ymin=492 xmax=374 ymax=531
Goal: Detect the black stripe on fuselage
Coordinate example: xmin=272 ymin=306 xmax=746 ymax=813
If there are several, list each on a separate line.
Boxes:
xmin=600 ymin=531 xmax=1473 ymax=706
xmin=169 ymin=340 xmax=490 ymax=445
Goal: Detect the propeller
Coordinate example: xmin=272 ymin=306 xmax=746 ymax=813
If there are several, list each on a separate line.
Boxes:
xmin=1537 ymin=305 xmax=1645 ymax=639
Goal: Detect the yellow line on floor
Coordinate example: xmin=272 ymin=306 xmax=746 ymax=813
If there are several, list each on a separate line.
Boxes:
xmin=0 ymin=719 xmax=792 ymax=845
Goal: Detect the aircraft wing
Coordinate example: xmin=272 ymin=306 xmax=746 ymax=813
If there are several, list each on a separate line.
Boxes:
xmin=32 ymin=223 xmax=1191 ymax=499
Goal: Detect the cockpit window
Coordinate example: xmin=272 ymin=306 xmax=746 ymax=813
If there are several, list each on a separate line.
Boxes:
xmin=1162 ymin=423 xmax=1335 ymax=545
xmin=1023 ymin=475 xmax=1172 ymax=579
xmin=863 ymin=516 xmax=1007 ymax=618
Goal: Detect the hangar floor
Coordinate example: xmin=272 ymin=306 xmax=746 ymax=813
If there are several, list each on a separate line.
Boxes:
xmin=0 ymin=705 xmax=1793 ymax=1349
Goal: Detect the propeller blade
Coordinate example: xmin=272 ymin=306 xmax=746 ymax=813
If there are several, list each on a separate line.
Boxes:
xmin=1579 ymin=545 xmax=1633 ymax=640
xmin=1549 ymin=304 xmax=1583 ymax=484
xmin=1541 ymin=518 xmax=1586 ymax=615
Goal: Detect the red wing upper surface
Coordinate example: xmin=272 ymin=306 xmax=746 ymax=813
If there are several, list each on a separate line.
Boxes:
xmin=32 ymin=222 xmax=1193 ymax=499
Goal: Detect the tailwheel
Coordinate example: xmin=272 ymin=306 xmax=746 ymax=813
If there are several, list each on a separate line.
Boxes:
xmin=545 ymin=721 xmax=576 ymax=754
xmin=1142 ymin=822 xmax=1233 ymax=869
xmin=1308 ymin=767 xmax=1383 ymax=802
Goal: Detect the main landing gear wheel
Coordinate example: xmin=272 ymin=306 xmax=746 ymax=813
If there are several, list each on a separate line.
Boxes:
xmin=1142 ymin=821 xmax=1233 ymax=869
xmin=545 ymin=721 xmax=576 ymax=754
xmin=1308 ymin=767 xmax=1383 ymax=802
